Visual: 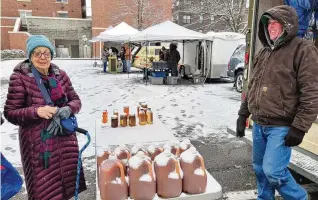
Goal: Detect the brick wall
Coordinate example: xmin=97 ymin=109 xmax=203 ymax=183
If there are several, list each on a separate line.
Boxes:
xmin=26 ymin=17 xmax=92 ymax=57
xmin=9 ymin=32 xmax=30 ymax=52
xmin=1 ymin=17 xmax=17 ymax=49
xmin=1 ymin=0 xmax=82 ymax=18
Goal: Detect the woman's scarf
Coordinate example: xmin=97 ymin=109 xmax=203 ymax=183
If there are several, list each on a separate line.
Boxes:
xmin=37 ymin=66 xmax=68 ymax=169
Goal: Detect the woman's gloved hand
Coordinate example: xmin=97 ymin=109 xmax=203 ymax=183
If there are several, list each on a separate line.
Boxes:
xmin=47 ymin=106 xmax=72 ymax=135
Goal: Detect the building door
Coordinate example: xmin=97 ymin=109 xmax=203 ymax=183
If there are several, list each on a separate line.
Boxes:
xmin=71 ymin=45 xmax=79 ymax=58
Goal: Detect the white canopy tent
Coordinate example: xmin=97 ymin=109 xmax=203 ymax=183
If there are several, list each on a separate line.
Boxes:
xmin=130 ymin=21 xmax=205 ymax=42
xmin=98 ymin=22 xmax=139 ymax=42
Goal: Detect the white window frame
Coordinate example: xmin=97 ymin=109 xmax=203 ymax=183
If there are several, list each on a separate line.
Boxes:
xmin=56 ymin=0 xmax=68 ymax=3
xmin=57 ymin=11 xmax=68 ymax=18
xmin=18 ymin=10 xmax=32 ymax=17
xmin=211 ymin=15 xmax=215 ymax=21
xmin=200 ymin=15 xmax=203 ymax=23
xmin=183 ymin=15 xmax=191 ymax=24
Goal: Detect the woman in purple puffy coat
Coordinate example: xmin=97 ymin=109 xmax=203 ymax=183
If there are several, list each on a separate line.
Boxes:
xmin=4 ymin=35 xmax=86 ymax=200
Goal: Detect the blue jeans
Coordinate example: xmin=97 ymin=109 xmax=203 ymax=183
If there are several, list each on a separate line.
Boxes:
xmin=103 ymin=61 xmax=107 ymax=72
xmin=126 ymin=60 xmax=131 ymax=72
xmin=252 ymin=123 xmax=307 ymax=200
xmin=122 ymin=60 xmax=127 ymax=72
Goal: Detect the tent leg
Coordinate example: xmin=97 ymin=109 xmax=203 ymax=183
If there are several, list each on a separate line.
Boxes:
xmin=99 ymin=40 xmax=102 ymax=70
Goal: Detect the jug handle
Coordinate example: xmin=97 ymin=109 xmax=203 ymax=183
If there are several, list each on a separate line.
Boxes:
xmin=198 ymin=156 xmax=206 ymax=176
xmin=126 ymin=150 xmax=131 ymax=159
xmin=174 ymin=159 xmax=181 ymax=179
xmin=146 ymin=160 xmax=155 ymax=181
xmin=116 ymin=161 xmax=126 ymax=184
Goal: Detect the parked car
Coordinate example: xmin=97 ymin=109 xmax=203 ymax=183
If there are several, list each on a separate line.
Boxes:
xmin=227 ymin=44 xmax=246 ymax=92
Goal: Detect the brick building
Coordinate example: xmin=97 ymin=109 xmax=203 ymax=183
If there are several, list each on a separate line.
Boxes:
xmin=91 ymin=0 xmax=173 ymax=57
xmin=172 ymin=0 xmax=248 ymax=33
xmin=1 ymin=0 xmax=91 ymax=58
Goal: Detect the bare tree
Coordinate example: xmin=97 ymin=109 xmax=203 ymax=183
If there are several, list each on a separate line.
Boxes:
xmin=114 ymin=0 xmax=171 ymax=30
xmin=174 ymin=0 xmax=248 ymax=33
xmin=210 ymin=0 xmax=248 ymax=33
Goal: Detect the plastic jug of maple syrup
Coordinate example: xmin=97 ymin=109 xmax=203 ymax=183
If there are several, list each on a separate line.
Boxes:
xmin=154 ymin=149 xmax=183 ymax=198
xmin=114 ymin=146 xmax=131 ymax=175
xmin=179 ymin=139 xmax=193 ymax=154
xmin=131 ymin=144 xmax=149 ymax=157
xmin=147 ymin=144 xmax=163 ymax=161
xmin=128 ymin=151 xmax=156 ymax=200
xmin=180 ymin=147 xmax=207 ymax=194
xmin=99 ymin=155 xmax=128 ymax=200
xmin=97 ymin=147 xmax=111 ymax=188
xmin=163 ymin=140 xmax=180 ymax=157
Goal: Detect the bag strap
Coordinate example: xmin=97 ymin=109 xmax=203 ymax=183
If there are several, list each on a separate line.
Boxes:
xmin=31 ymin=65 xmax=54 ymax=106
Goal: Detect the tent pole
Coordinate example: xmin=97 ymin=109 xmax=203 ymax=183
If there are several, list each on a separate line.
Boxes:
xmin=182 ymin=40 xmax=185 ymax=63
xmin=99 ymin=40 xmax=102 ymax=68
xmin=146 ymin=41 xmax=148 ymax=86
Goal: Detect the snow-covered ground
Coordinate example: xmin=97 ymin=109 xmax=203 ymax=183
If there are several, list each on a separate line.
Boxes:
xmin=1 ymin=59 xmax=241 ymax=168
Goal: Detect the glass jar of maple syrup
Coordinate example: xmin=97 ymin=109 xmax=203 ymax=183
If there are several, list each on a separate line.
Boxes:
xmin=120 ymin=114 xmax=128 ymax=127
xmin=111 ymin=115 xmax=118 ymax=128
xmin=129 ymin=114 xmax=136 ymax=127
xmin=102 ymin=110 xmax=108 ymax=123
xmin=139 ymin=110 xmax=147 ymax=125
xmin=124 ymin=106 xmax=129 ymax=116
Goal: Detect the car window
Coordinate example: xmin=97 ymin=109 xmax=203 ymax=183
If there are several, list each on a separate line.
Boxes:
xmin=232 ymin=45 xmax=245 ymax=61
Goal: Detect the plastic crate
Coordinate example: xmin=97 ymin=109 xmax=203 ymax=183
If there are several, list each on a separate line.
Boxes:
xmin=166 ymin=76 xmax=178 ymax=85
xmin=152 ymin=71 xmax=166 ymax=77
xmin=149 ymin=77 xmax=164 ymax=85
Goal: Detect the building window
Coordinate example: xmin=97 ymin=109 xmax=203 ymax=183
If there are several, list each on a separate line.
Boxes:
xmin=56 ymin=0 xmax=68 ymax=3
xmin=211 ymin=15 xmax=215 ymax=21
xmin=200 ymin=15 xmax=203 ymax=23
xmin=57 ymin=11 xmax=68 ymax=18
xmin=19 ymin=10 xmax=32 ymax=24
xmin=183 ymin=15 xmax=191 ymax=24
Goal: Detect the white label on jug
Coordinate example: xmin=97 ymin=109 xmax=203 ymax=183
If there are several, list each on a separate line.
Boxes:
xmin=168 ymin=172 xmax=180 ymax=180
xmin=110 ymin=177 xmax=122 ymax=184
xmin=139 ymin=174 xmax=153 ymax=182
xmin=194 ymin=168 xmax=205 ymax=176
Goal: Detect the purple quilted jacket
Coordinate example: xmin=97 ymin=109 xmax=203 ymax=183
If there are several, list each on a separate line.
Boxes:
xmin=4 ymin=60 xmax=87 ymax=200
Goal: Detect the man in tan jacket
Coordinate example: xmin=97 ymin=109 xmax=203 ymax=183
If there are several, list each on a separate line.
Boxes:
xmin=237 ymin=5 xmax=318 ymax=200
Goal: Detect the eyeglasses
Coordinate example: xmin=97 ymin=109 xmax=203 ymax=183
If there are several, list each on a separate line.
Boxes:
xmin=33 ymin=51 xmax=51 ymax=58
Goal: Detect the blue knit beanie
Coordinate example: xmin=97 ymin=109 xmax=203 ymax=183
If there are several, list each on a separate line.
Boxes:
xmin=26 ymin=35 xmax=54 ymax=60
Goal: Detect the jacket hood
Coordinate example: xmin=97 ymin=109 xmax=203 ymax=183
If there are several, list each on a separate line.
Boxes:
xmin=258 ymin=5 xmax=298 ymax=48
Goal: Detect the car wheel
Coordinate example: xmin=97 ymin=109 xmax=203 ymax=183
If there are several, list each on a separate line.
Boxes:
xmin=235 ymin=71 xmax=244 ymax=93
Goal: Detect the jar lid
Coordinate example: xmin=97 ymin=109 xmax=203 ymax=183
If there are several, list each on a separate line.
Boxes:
xmin=111 ymin=115 xmax=118 ymax=119
xmin=129 ymin=114 xmax=135 ymax=117
xmin=124 ymin=106 xmax=129 ymax=108
xmin=120 ymin=114 xmax=127 ymax=117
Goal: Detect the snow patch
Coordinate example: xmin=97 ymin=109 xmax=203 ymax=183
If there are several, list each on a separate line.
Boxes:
xmin=148 ymin=145 xmax=156 ymax=154
xmin=128 ymin=155 xmax=144 ymax=170
xmin=154 ymin=149 xmax=174 ymax=166
xmin=180 ymin=139 xmax=191 ymax=150
xmin=180 ymin=147 xmax=200 ymax=163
